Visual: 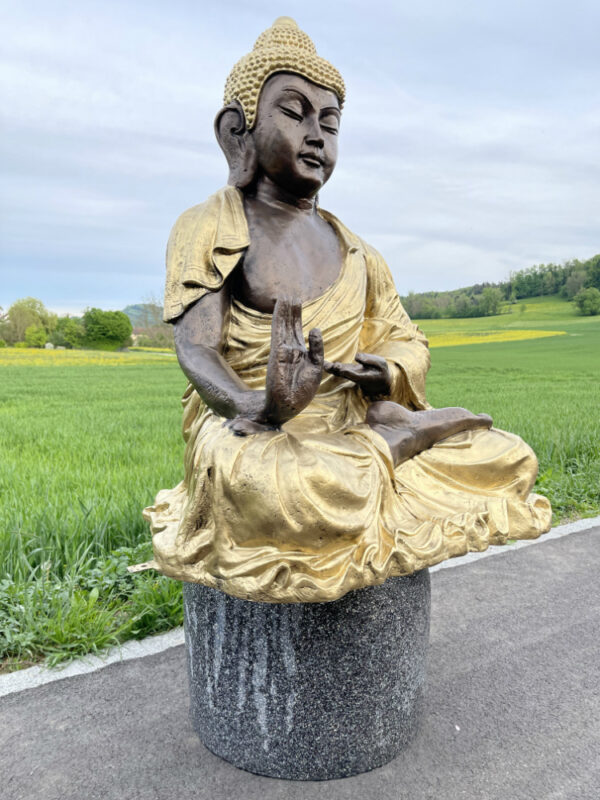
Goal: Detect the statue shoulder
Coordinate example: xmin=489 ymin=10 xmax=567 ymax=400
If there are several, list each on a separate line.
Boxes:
xmin=357 ymin=239 xmax=395 ymax=285
xmin=168 ymin=186 xmax=245 ymax=248
xmin=166 ymin=186 xmax=250 ymax=295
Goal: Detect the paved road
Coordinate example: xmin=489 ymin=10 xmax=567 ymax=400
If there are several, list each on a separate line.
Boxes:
xmin=1 ymin=528 xmax=599 ymax=800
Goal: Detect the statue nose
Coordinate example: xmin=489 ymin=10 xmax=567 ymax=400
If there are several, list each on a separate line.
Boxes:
xmin=305 ymin=134 xmax=324 ymax=150
xmin=305 ymin=119 xmax=324 ymax=148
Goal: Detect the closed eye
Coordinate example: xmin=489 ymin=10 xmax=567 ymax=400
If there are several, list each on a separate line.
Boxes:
xmin=320 ymin=113 xmax=339 ymax=135
xmin=280 ymin=105 xmax=303 ymax=121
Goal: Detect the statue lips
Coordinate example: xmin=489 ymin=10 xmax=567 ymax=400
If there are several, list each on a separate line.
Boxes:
xmin=299 ymin=151 xmax=324 ymax=169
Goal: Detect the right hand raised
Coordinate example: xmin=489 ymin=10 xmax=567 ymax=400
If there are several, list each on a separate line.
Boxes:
xmin=226 ymin=297 xmax=324 ymax=435
xmin=263 ymin=296 xmax=324 ymax=425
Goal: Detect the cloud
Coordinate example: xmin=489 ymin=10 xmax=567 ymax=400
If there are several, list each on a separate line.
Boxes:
xmin=2 ymin=0 xmax=599 ymax=312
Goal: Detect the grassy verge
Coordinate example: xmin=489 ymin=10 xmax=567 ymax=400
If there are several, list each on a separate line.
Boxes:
xmin=1 ymin=297 xmax=598 ymax=670
xmin=0 ymin=546 xmax=182 ymax=672
xmin=0 ymin=353 xmax=187 ymax=671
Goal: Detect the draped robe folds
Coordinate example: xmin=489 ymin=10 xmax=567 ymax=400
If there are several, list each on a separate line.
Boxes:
xmin=143 ymin=186 xmax=552 ymax=603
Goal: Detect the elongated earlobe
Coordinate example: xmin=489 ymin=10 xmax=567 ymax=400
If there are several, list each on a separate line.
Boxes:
xmin=214 ymin=102 xmax=258 ymax=189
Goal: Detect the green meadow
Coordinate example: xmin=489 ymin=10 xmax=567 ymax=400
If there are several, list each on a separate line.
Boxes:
xmin=418 ymin=297 xmax=600 ymax=521
xmin=1 ymin=296 xmax=599 ymax=671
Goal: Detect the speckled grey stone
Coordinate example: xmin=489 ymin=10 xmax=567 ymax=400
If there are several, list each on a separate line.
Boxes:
xmin=183 ymin=571 xmax=430 ymax=780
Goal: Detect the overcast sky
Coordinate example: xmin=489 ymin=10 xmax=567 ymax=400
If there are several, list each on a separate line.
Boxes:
xmin=2 ymin=0 xmax=599 ymax=314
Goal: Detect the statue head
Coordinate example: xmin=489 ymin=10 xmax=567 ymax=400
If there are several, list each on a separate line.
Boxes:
xmin=215 ymin=17 xmax=345 ymax=197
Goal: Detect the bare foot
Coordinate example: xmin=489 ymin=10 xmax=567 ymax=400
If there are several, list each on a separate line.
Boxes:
xmin=366 ymin=401 xmax=492 ymax=466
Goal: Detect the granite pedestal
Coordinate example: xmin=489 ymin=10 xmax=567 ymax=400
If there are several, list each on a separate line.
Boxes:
xmin=183 ymin=570 xmax=430 ymax=780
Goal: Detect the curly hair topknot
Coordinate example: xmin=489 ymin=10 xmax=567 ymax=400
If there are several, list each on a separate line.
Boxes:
xmin=224 ymin=17 xmax=345 ymax=129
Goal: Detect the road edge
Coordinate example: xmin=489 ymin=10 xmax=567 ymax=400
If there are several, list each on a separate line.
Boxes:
xmin=2 ymin=515 xmax=599 ymax=699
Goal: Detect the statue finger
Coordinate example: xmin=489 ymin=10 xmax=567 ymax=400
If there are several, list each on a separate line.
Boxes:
xmin=340 ymin=365 xmax=365 ymax=382
xmin=308 ymin=328 xmax=324 ymax=366
xmin=290 ymin=298 xmax=305 ymax=348
xmin=355 ymin=352 xmax=385 ymax=368
xmin=271 ymin=297 xmax=292 ymax=348
xmin=323 ymin=359 xmax=343 ymax=375
xmin=324 ymin=362 xmax=363 ymax=381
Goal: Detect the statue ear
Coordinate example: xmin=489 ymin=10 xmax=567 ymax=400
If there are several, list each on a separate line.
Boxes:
xmin=214 ymin=102 xmax=258 ymax=189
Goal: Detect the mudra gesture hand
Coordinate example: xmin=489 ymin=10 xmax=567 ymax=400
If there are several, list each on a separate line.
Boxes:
xmin=227 ymin=294 xmax=493 ymax=458
xmin=324 ymin=352 xmax=391 ymax=396
xmin=226 ymin=298 xmax=323 ymax=436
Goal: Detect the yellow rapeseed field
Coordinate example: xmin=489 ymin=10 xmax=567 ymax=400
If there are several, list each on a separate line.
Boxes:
xmin=427 ymin=329 xmax=566 ymax=348
xmin=0 ymin=330 xmax=566 ymax=365
xmin=0 ymin=348 xmax=176 ymax=366
xmin=129 ymin=346 xmax=175 ymax=354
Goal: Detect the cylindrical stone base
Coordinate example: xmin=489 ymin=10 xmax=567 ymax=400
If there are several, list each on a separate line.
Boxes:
xmin=183 ymin=571 xmax=430 ymax=781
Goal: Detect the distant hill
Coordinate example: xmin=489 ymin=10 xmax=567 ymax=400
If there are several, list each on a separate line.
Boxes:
xmin=122 ymin=304 xmax=161 ymax=328
xmin=401 ymin=253 xmax=599 ymax=319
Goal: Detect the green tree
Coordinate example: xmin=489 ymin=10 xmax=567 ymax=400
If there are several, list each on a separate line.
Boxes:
xmin=419 ymin=298 xmax=441 ymax=319
xmin=480 ymin=287 xmax=503 ymax=316
xmin=586 ymin=254 xmax=600 ymax=290
xmin=82 ymin=308 xmax=132 ymax=350
xmin=562 ymin=270 xmax=587 ymax=300
xmin=542 ymin=271 xmax=556 ymax=295
xmin=454 ymin=293 xmax=471 ymax=317
xmin=51 ymin=316 xmax=84 ymax=348
xmin=574 ymin=287 xmax=600 ymax=316
xmin=24 ymin=324 xmax=47 ymax=347
xmin=2 ymin=297 xmax=57 ymax=344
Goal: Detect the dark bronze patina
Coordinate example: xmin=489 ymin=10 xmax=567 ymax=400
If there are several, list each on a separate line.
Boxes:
xmin=173 ymin=72 xmax=492 ymax=464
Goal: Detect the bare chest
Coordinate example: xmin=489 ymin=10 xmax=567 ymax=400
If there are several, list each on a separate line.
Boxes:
xmin=233 ymin=215 xmax=343 ymax=313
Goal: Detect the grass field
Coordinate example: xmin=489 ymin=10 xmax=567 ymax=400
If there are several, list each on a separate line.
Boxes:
xmin=0 ymin=351 xmax=186 ymax=670
xmin=417 ymin=298 xmax=600 ymax=523
xmin=1 ymin=295 xmax=599 ymax=670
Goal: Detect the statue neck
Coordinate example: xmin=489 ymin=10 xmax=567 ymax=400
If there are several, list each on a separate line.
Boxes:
xmin=252 ymin=176 xmax=317 ymax=217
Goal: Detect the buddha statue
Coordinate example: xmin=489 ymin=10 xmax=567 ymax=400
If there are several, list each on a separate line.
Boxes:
xmin=143 ymin=17 xmax=551 ymax=603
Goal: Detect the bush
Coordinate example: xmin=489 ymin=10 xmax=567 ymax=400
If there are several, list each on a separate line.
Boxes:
xmin=574 ymin=287 xmax=600 ymax=316
xmin=82 ymin=308 xmax=132 ymax=350
xmin=0 ymin=338 xmax=6 ymax=348
xmin=24 ymin=324 xmax=47 ymax=348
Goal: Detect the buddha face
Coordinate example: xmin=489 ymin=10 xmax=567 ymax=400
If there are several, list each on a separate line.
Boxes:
xmin=251 ymin=72 xmax=341 ymax=198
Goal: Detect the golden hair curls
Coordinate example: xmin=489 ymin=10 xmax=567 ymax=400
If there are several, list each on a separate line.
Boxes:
xmin=224 ymin=17 xmax=346 ymax=129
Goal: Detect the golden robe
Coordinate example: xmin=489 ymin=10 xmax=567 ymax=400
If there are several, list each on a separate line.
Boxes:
xmin=144 ymin=186 xmax=552 ymax=603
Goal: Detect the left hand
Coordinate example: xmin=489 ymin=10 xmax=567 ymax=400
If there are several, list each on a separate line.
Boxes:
xmin=323 ymin=352 xmax=392 ymax=397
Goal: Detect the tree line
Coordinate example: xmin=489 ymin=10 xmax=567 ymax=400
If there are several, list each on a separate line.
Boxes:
xmin=0 ymin=299 xmax=133 ymax=350
xmin=2 ymin=252 xmax=600 ymax=347
xmin=401 ymin=253 xmax=600 ymax=319
xmin=0 ymin=297 xmax=176 ymax=350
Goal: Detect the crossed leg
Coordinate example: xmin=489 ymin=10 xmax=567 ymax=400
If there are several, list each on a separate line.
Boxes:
xmin=366 ymin=401 xmax=493 ymax=467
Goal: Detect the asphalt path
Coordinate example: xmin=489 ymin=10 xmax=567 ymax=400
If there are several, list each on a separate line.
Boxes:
xmin=1 ymin=527 xmax=599 ymax=800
